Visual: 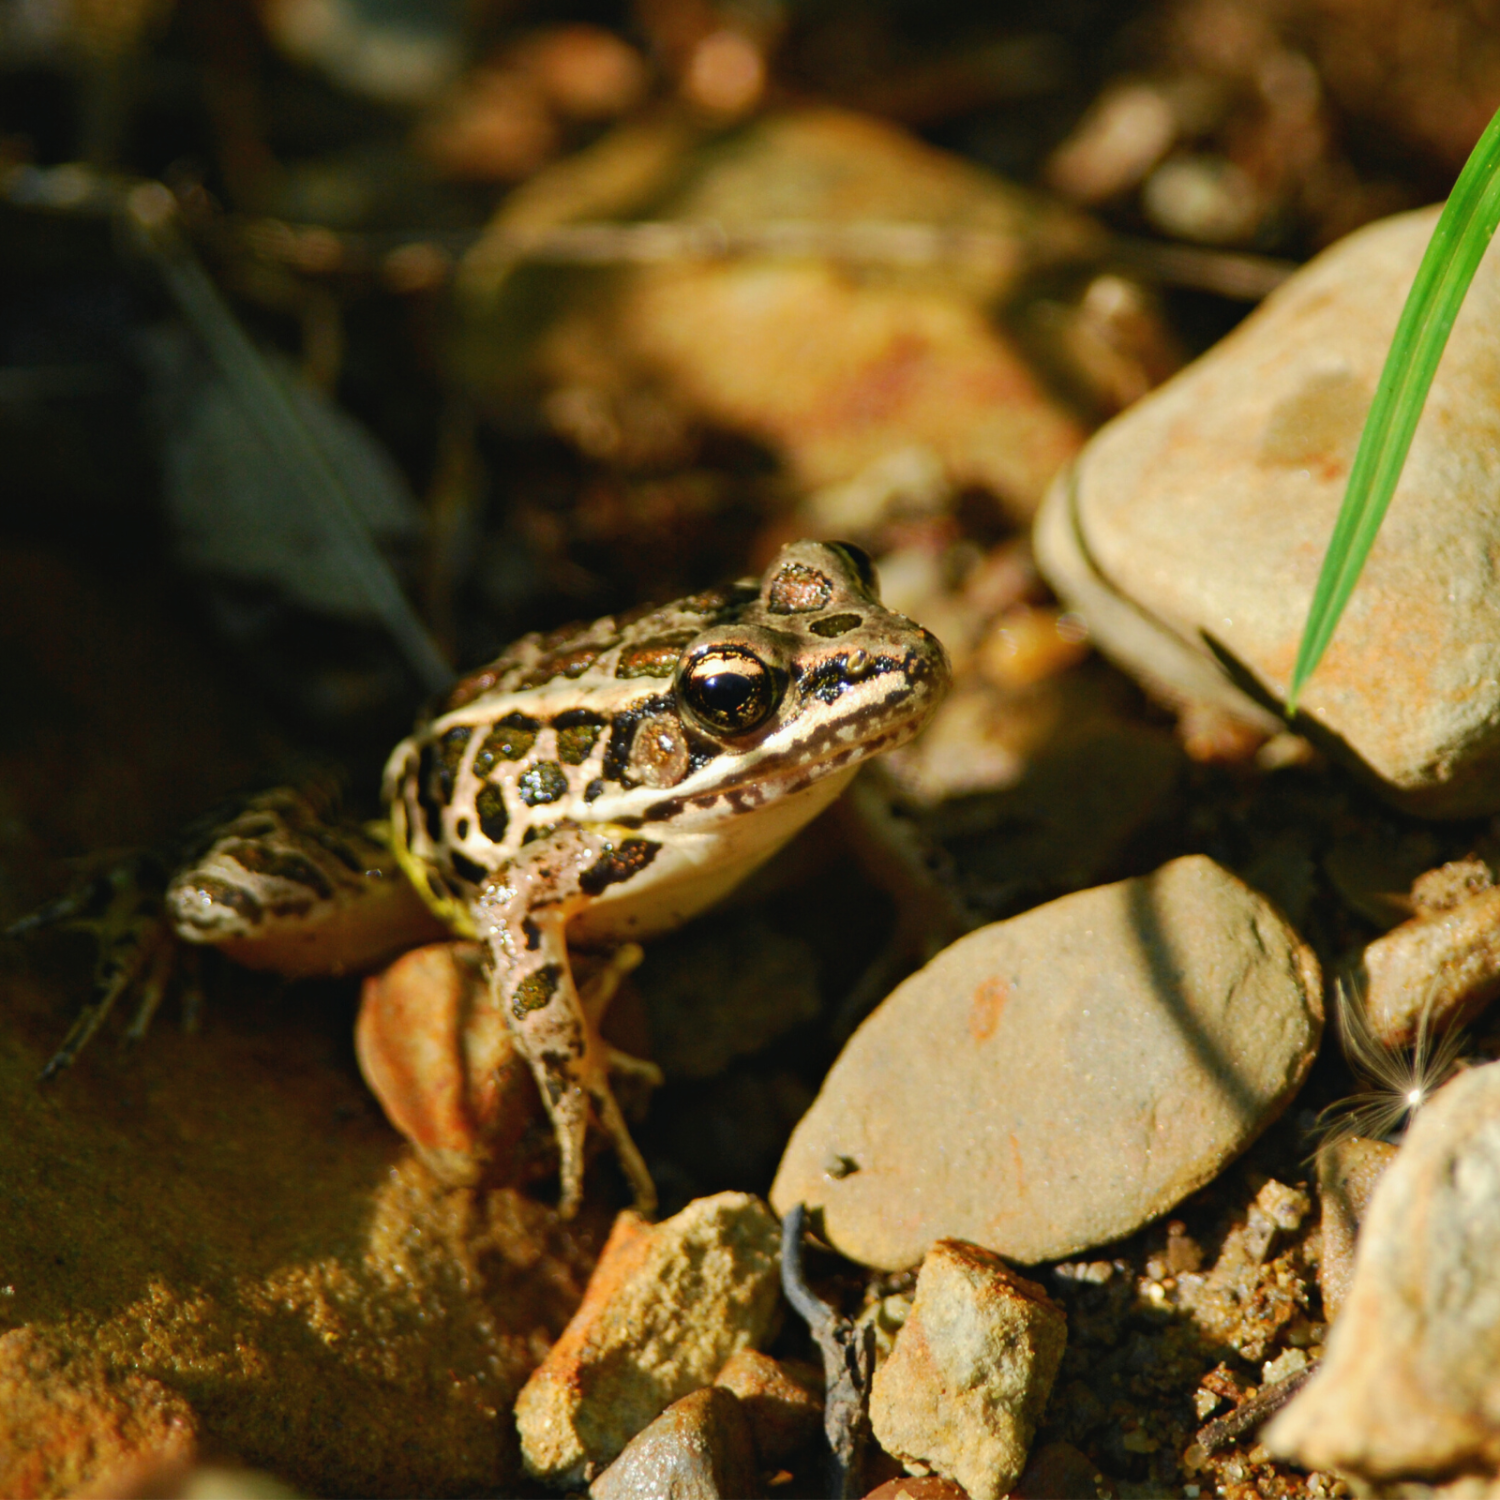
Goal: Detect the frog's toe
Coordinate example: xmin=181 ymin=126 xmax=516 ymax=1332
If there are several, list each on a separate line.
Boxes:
xmin=589 ymin=1080 xmax=657 ymax=1218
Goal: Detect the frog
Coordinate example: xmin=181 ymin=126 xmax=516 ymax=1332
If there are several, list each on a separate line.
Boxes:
xmin=20 ymin=540 xmax=949 ymax=1217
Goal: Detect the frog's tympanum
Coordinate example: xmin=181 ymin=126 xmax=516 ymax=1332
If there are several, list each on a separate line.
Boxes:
xmin=37 ymin=541 xmax=950 ymax=1215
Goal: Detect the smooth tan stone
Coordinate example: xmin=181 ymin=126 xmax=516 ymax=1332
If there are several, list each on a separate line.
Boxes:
xmin=1036 ymin=205 xmax=1500 ymax=816
xmin=516 ymin=1193 xmax=781 ymax=1486
xmin=870 ymin=1240 xmax=1067 ymax=1500
xmin=588 ymin=1386 xmax=758 ymax=1500
xmin=772 ymin=856 xmax=1322 ymax=1268
xmin=1267 ymin=1061 xmax=1500 ymax=1480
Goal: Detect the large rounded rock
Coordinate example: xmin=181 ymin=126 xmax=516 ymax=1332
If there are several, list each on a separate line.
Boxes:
xmin=1266 ymin=1061 xmax=1500 ymax=1481
xmin=1036 ymin=205 xmax=1500 ymax=816
xmin=771 ymin=856 xmax=1322 ymax=1268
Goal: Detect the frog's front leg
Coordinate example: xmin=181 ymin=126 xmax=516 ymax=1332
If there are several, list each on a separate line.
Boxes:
xmin=470 ymin=827 xmax=657 ymax=1219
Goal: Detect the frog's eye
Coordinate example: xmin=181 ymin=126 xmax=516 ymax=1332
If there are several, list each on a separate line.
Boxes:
xmin=678 ymin=646 xmax=781 ymax=734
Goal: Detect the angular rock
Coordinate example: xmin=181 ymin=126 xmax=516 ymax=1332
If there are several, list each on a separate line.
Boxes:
xmin=1266 ymin=1060 xmax=1500 ymax=1480
xmin=355 ymin=941 xmax=542 ymax=1185
xmin=1316 ymin=1136 xmax=1398 ymax=1325
xmin=588 ymin=1386 xmax=758 ymax=1500
xmin=712 ymin=1350 xmax=822 ymax=1467
xmin=772 ymin=855 xmax=1322 ymax=1268
xmin=1035 ymin=205 xmax=1500 ymax=816
xmin=516 ymin=1193 xmax=782 ymax=1486
xmin=869 ymin=1239 xmax=1067 ymax=1500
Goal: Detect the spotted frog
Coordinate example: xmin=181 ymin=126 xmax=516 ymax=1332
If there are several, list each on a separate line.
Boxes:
xmin=36 ymin=541 xmax=949 ymax=1216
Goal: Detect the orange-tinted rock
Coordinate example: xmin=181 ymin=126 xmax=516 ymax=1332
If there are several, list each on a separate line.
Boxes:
xmin=862 ymin=1476 xmax=970 ymax=1499
xmin=870 ymin=1240 xmax=1067 ymax=1500
xmin=713 ymin=1349 xmax=823 ymax=1466
xmin=0 ymin=1332 xmax=197 ymax=1500
xmin=356 ymin=941 xmax=543 ymax=1185
xmin=516 ymin=1194 xmax=782 ymax=1486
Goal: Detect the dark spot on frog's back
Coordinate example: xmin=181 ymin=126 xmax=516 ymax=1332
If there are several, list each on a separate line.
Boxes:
xmin=518 ymin=761 xmax=569 ymax=806
xmin=416 ymin=745 xmax=444 ymax=841
xmin=512 ymin=964 xmax=562 ymax=1018
xmin=580 ymin=838 xmax=660 ymax=895
xmin=616 ymin=633 xmax=696 ymax=679
xmin=523 ymin=645 xmax=601 ymax=687
xmin=225 ymin=841 xmax=334 ymax=900
xmin=437 ymin=726 xmax=472 ymax=797
xmin=449 ymin=850 xmax=488 ymax=885
xmin=553 ymin=708 xmax=606 ymax=764
xmin=476 ymin=783 xmax=509 ymax=842
xmin=475 ymin=714 xmax=539 ymax=773
xmin=180 ymin=876 xmax=263 ymax=927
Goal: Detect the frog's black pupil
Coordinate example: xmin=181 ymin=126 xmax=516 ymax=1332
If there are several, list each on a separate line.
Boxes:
xmin=681 ymin=648 xmax=778 ymax=733
xmin=701 ymin=670 xmax=756 ymax=714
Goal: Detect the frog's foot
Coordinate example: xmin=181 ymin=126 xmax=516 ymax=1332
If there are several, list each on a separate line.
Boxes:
xmin=6 ymin=853 xmax=179 ymax=1079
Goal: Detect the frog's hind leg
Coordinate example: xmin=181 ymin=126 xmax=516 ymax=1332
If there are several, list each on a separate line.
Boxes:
xmin=471 ymin=835 xmax=658 ymax=1219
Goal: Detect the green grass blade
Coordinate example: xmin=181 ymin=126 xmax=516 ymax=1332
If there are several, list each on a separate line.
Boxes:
xmin=1286 ymin=104 xmax=1500 ymax=713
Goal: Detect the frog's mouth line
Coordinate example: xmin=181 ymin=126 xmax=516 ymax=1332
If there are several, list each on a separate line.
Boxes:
xmin=635 ymin=705 xmax=922 ymax=826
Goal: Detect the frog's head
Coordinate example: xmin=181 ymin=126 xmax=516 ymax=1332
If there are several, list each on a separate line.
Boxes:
xmin=672 ymin=539 xmax=950 ymax=781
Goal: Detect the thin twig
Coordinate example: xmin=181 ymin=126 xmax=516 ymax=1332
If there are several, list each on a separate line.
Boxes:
xmin=781 ymin=1204 xmax=875 ymax=1500
xmin=1194 ymin=1363 xmax=1318 ymax=1456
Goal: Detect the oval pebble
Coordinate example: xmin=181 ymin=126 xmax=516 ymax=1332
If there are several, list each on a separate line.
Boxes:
xmin=771 ymin=855 xmax=1322 ymax=1268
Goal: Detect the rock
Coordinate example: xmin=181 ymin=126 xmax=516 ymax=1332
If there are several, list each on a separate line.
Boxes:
xmin=456 ymin=109 xmax=1096 ymax=518
xmin=772 ymin=855 xmax=1322 ymax=1268
xmin=712 ymin=1350 xmax=822 ymax=1467
xmin=639 ymin=913 xmax=821 ymax=1080
xmin=80 ymin=1462 xmax=303 ymax=1499
xmin=1172 ymin=1178 xmax=1314 ymax=1362
xmin=588 ymin=1385 xmax=758 ymax=1500
xmin=1011 ymin=1441 xmax=1105 ymax=1499
xmin=862 ymin=1478 xmax=970 ymax=1500
xmin=1035 ymin=205 xmax=1500 ymax=817
xmin=1266 ymin=1060 xmax=1500 ymax=1480
xmin=516 ymin=1193 xmax=782 ymax=1486
xmin=0 ymin=1333 xmax=198 ymax=1500
xmin=869 ymin=1239 xmax=1067 ymax=1500
xmin=1315 ymin=1136 xmax=1399 ymax=1325
xmin=355 ymin=941 xmax=543 ymax=1185
xmin=1359 ymin=883 xmax=1500 ymax=1048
